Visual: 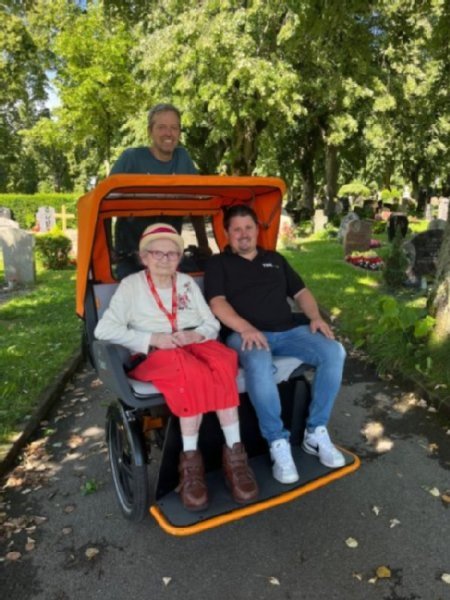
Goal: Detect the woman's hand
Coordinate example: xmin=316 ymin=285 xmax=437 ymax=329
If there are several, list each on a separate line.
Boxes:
xmin=172 ymin=331 xmax=204 ymax=346
xmin=151 ymin=333 xmax=177 ymax=349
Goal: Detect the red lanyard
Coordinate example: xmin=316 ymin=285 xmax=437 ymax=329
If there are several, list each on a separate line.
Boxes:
xmin=146 ymin=272 xmax=178 ymax=333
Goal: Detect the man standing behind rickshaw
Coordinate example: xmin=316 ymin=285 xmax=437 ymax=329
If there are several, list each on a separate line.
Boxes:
xmin=110 ymin=103 xmax=209 ymax=278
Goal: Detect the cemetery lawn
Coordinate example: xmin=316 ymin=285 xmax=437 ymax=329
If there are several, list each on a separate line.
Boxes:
xmin=0 ymin=265 xmax=81 ymax=447
xmin=284 ymin=234 xmax=449 ymax=405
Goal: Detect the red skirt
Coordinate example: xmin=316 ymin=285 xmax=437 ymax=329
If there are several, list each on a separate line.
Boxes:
xmin=128 ymin=340 xmax=239 ymax=417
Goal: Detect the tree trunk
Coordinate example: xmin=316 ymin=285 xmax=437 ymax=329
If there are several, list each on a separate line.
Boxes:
xmin=325 ymin=144 xmax=339 ymax=217
xmin=428 ymin=221 xmax=450 ymax=342
xmin=410 ymin=163 xmax=420 ymax=202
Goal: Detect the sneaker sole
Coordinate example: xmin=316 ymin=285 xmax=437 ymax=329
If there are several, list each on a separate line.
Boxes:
xmin=302 ymin=442 xmax=345 ymax=469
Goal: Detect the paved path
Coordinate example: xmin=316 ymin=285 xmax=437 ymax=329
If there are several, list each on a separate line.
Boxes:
xmin=1 ymin=349 xmax=449 ymax=600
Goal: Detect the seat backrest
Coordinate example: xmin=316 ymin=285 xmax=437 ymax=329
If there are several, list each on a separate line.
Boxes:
xmin=93 ymin=282 xmax=119 ymax=320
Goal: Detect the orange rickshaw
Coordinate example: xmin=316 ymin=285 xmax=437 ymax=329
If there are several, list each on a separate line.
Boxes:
xmin=76 ymin=174 xmax=360 ymax=536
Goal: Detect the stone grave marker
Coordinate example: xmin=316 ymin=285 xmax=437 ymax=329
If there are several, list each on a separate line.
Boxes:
xmin=313 ymin=209 xmax=328 ymax=233
xmin=344 ymin=219 xmax=372 ymax=255
xmin=0 ymin=206 xmax=12 ymax=220
xmin=338 ymin=212 xmax=359 ymax=241
xmin=0 ymin=219 xmax=35 ymax=286
xmin=438 ymin=197 xmax=449 ymax=222
xmin=403 ymin=229 xmax=444 ymax=280
xmin=425 ymin=204 xmax=433 ymax=221
xmin=388 ymin=213 xmax=409 ymax=241
xmin=36 ymin=206 xmax=56 ymax=232
xmin=428 ymin=218 xmax=447 ymax=231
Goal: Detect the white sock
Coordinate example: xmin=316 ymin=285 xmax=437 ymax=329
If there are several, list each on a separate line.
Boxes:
xmin=221 ymin=422 xmax=241 ymax=449
xmin=182 ymin=434 xmax=198 ymax=452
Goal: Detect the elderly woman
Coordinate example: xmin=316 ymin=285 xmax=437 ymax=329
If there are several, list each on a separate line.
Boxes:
xmin=95 ymin=223 xmax=258 ymax=511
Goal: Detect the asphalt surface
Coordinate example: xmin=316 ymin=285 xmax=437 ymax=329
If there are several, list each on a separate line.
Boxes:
xmin=1 ymin=348 xmax=449 ymax=600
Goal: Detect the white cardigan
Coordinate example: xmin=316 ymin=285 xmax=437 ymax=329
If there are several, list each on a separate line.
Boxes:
xmin=94 ymin=271 xmax=220 ymax=354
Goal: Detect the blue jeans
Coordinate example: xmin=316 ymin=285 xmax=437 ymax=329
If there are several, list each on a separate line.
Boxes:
xmin=227 ymin=326 xmax=346 ymax=444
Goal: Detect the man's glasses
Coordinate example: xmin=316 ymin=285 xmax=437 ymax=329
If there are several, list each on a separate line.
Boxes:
xmin=146 ymin=250 xmax=180 ymax=261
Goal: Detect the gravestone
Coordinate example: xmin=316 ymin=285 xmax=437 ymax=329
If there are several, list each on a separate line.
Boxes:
xmin=0 ymin=220 xmax=35 ymax=286
xmin=403 ymin=230 xmax=444 ymax=280
xmin=338 ymin=212 xmax=359 ymax=241
xmin=425 ymin=204 xmax=433 ymax=221
xmin=388 ymin=213 xmax=409 ymax=241
xmin=0 ymin=206 xmax=12 ymax=220
xmin=0 ymin=216 xmax=19 ymax=230
xmin=313 ymin=209 xmax=328 ymax=233
xmin=428 ymin=218 xmax=447 ymax=231
xmin=438 ymin=197 xmax=449 ymax=222
xmin=344 ymin=220 xmax=372 ymax=255
xmin=36 ymin=206 xmax=56 ymax=232
xmin=363 ymin=199 xmax=377 ymax=217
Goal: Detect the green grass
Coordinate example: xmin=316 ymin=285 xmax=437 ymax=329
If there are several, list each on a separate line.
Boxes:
xmin=283 ymin=231 xmax=449 ymax=404
xmin=0 ymin=264 xmax=81 ymax=446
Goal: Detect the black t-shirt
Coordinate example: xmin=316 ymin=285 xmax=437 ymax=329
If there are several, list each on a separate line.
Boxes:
xmin=204 ymin=248 xmax=305 ymax=332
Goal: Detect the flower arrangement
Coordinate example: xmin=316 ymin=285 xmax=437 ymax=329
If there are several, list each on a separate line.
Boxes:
xmin=346 ymin=250 xmax=384 ymax=271
xmin=279 ymin=222 xmax=299 ymax=250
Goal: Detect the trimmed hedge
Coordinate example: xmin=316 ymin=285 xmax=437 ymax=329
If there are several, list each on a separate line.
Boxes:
xmin=0 ymin=193 xmax=79 ymax=229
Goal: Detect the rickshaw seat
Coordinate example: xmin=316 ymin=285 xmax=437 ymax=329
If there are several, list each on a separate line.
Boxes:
xmin=91 ymin=280 xmax=307 ymax=408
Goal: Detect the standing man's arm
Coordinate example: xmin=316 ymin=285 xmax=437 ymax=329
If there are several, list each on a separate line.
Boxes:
xmin=294 ymin=288 xmax=335 ymax=339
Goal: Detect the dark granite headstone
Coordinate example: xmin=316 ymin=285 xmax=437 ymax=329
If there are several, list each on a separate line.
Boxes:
xmin=410 ymin=230 xmax=444 ymax=277
xmin=388 ymin=213 xmax=409 ymax=241
xmin=344 ymin=220 xmax=372 ymax=255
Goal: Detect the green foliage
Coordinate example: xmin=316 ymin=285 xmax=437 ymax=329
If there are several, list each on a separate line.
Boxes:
xmin=380 ymin=188 xmax=402 ymax=202
xmin=35 ymin=231 xmax=72 ymax=269
xmin=338 ymin=182 xmax=371 ymax=198
xmin=81 ymin=479 xmax=99 ymax=495
xmin=372 ymin=220 xmax=387 ymax=234
xmin=357 ymin=295 xmax=435 ymax=376
xmin=383 ymin=227 xmax=409 ymax=288
xmin=0 ymin=193 xmax=78 ymax=229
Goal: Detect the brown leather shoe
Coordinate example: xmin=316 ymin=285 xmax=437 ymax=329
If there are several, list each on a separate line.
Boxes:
xmin=222 ymin=443 xmax=259 ymax=504
xmin=176 ymin=450 xmax=208 ymax=511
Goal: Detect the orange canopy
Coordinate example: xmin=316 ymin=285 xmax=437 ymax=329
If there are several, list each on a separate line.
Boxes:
xmin=76 ymin=174 xmax=286 ymax=317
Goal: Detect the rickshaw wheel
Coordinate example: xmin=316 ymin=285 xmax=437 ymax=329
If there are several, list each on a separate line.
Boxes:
xmin=106 ymin=403 xmax=149 ymax=522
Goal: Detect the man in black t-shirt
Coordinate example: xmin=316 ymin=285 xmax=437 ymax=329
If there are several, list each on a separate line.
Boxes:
xmin=205 ymin=205 xmax=346 ymax=485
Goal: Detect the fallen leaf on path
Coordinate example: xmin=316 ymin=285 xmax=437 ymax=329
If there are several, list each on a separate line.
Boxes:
xmin=6 ymin=551 xmax=22 ymax=561
xmin=368 ymin=577 xmax=377 ymax=584
xmin=345 ymin=537 xmax=358 ymax=548
xmin=376 ymin=566 xmax=391 ymax=579
xmin=62 ymin=527 xmax=72 ymax=535
xmin=269 ymin=577 xmax=280 ymax=585
xmin=25 ymin=537 xmax=36 ymax=552
xmin=352 ymin=573 xmax=363 ymax=581
xmin=428 ymin=443 xmax=439 ymax=454
xmin=85 ymin=547 xmax=99 ymax=560
xmin=63 ymin=504 xmax=76 ymax=514
xmin=429 ymin=487 xmax=440 ymax=497
xmin=67 ymin=435 xmax=84 ymax=449
xmin=389 ymin=519 xmax=401 ymax=528
xmin=416 ymin=399 xmax=427 ymax=408
xmin=441 ymin=492 xmax=450 ymax=504
xmin=162 ymin=577 xmax=172 ymax=587
xmin=372 ymin=505 xmax=381 ymax=516
xmin=441 ymin=573 xmax=450 ymax=584
xmin=427 ymin=406 xmax=437 ymax=413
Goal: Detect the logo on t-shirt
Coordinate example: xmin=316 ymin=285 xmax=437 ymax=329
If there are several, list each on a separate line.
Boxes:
xmin=262 ymin=263 xmax=279 ymax=269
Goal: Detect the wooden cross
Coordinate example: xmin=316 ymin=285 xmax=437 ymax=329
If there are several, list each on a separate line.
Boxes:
xmin=55 ymin=205 xmax=75 ymax=232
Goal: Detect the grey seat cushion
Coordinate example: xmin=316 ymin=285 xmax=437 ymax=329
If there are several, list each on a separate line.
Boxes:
xmin=127 ymin=355 xmax=302 ymax=398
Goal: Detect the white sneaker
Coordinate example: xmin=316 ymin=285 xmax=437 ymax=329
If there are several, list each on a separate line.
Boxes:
xmin=302 ymin=426 xmax=345 ymax=468
xmin=270 ymin=439 xmax=299 ymax=484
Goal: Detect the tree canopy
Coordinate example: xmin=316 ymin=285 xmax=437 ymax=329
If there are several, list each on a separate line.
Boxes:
xmin=0 ymin=0 xmax=448 ymax=201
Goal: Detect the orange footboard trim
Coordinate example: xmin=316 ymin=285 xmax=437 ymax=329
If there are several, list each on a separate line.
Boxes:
xmin=150 ymin=449 xmax=361 ymax=536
